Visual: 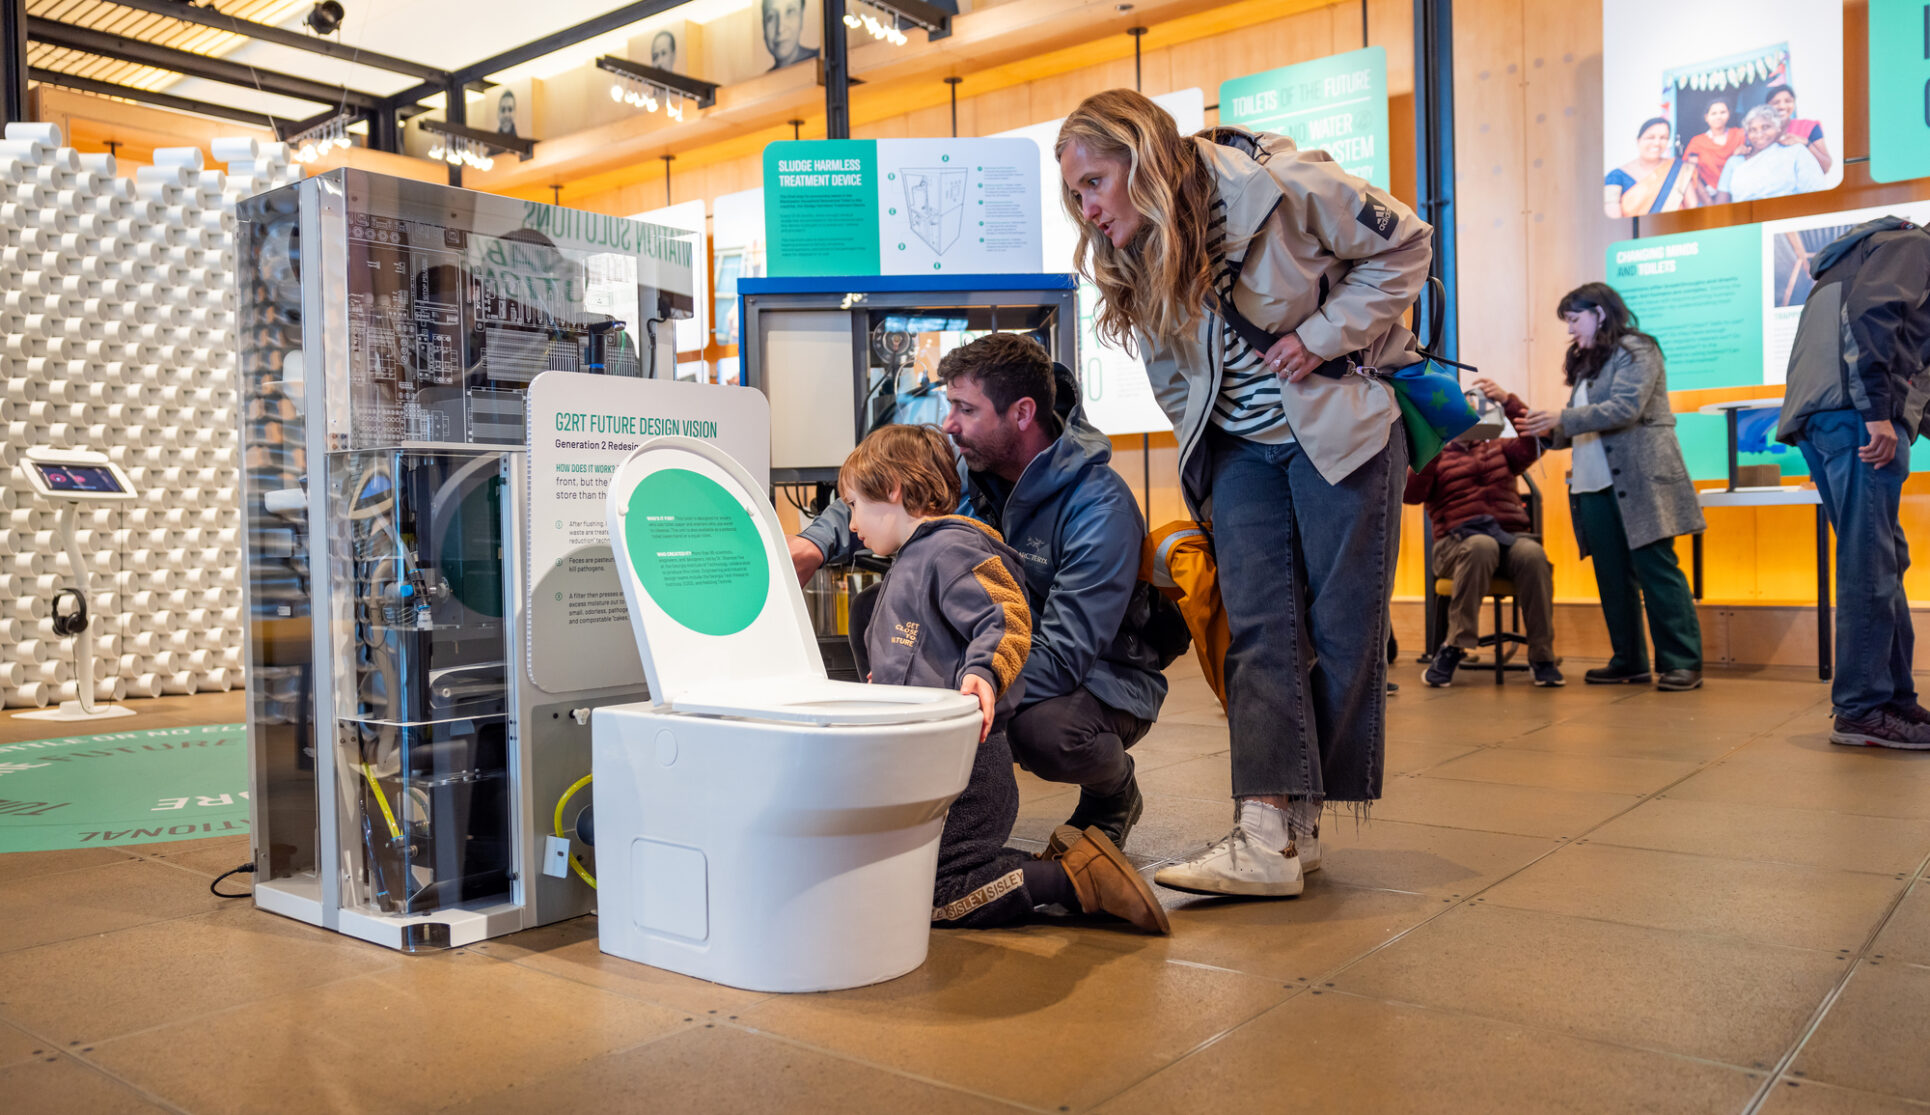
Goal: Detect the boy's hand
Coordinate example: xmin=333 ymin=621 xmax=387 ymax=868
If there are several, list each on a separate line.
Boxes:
xmin=959 ymin=674 xmax=995 ymax=743
xmin=1470 ymin=376 xmax=1509 ymax=403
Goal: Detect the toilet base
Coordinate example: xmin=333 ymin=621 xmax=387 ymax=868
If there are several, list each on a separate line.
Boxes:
xmin=592 ymin=701 xmax=980 ymax=993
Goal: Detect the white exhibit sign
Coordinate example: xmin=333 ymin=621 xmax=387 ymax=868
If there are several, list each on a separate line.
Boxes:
xmin=526 ymin=371 xmax=771 ymax=693
xmin=997 ymin=88 xmax=1205 ymax=436
xmin=633 ymin=199 xmax=710 ymax=357
xmin=712 ymin=187 xmax=765 ymax=352
xmin=762 ymin=137 xmax=1044 ymax=277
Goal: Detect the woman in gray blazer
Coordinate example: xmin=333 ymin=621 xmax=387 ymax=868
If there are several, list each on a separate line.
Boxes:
xmin=1518 ymin=284 xmax=1706 ymax=690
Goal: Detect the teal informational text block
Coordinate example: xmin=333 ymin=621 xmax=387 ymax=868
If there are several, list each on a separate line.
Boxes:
xmin=1869 ymin=0 xmax=1930 ymax=184
xmin=1219 ymin=47 xmax=1390 ymax=190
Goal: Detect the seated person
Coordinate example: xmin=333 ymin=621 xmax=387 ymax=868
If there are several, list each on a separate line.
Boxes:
xmin=838 ymin=424 xmax=1168 ymax=934
xmin=1404 ymin=377 xmax=1562 ymax=688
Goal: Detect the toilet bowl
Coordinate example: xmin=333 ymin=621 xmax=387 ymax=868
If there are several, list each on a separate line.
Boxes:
xmin=592 ymin=436 xmax=982 ymax=993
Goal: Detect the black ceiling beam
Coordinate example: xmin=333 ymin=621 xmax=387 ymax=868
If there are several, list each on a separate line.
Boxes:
xmin=97 ymin=0 xmax=448 ymax=82
xmin=29 ymin=64 xmax=301 ymax=131
xmin=384 ymin=0 xmax=685 ymax=110
xmin=27 ymin=16 xmax=385 ymax=110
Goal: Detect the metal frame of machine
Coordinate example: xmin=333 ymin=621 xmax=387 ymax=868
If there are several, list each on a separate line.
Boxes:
xmin=236 ymin=168 xmax=693 ymax=951
xmin=735 ymin=273 xmax=1079 ymax=486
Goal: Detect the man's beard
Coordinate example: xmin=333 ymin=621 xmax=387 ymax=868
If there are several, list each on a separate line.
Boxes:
xmin=953 ymin=427 xmax=1016 ymax=473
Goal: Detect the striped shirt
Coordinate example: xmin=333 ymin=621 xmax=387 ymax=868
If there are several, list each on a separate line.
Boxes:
xmin=1207 ymin=197 xmax=1294 ymax=442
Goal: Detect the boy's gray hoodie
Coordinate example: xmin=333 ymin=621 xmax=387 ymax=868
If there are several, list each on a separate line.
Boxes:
xmin=866 ymin=516 xmax=1032 ymax=721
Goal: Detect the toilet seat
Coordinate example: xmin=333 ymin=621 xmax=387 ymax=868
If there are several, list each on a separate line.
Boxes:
xmin=606 ymin=437 xmax=979 ymax=728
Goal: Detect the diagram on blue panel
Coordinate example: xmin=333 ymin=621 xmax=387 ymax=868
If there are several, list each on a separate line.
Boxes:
xmin=903 ymin=167 xmax=968 ymax=255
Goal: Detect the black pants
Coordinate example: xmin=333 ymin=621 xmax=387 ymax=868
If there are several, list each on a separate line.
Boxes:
xmin=1007 ymin=688 xmax=1150 ymax=797
xmin=850 ymin=585 xmax=1150 ymax=795
xmin=928 ymin=730 xmax=1036 ymax=928
xmin=1571 ymin=490 xmax=1702 ymax=673
xmin=847 ymin=586 xmax=1036 ymax=928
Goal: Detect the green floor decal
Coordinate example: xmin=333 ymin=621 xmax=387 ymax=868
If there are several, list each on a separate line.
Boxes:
xmin=0 ymin=724 xmax=249 ymax=853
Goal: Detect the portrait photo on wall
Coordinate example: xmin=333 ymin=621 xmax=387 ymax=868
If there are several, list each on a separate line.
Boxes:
xmin=760 ymin=0 xmax=821 ymax=72
xmin=1601 ymin=0 xmax=1842 ymax=218
xmin=649 ymin=28 xmax=681 ymax=73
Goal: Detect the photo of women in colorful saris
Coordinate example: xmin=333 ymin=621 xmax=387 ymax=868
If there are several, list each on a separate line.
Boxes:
xmin=1603 ymin=117 xmax=1700 ymax=218
xmin=1712 ymin=104 xmax=1827 ymax=204
xmin=1601 ymin=1 xmax=1843 ymax=218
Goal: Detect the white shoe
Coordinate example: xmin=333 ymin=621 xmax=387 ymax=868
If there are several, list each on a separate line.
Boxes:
xmin=1296 ymin=833 xmax=1321 ymax=873
xmin=1154 ymin=826 xmax=1305 ymax=897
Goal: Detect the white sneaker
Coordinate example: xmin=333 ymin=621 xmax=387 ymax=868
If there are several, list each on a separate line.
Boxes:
xmin=1153 ymin=826 xmax=1305 ymax=897
xmin=1296 ymin=834 xmax=1321 ymax=873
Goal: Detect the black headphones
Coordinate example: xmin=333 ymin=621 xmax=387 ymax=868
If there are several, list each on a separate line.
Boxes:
xmin=49 ymin=588 xmax=89 ymax=638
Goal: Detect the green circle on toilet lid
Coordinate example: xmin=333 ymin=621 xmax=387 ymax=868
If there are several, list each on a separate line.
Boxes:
xmin=624 ymin=468 xmax=769 ymax=636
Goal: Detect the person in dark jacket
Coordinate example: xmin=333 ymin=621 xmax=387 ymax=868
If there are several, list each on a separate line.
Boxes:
xmin=793 ymin=333 xmax=1166 ymax=848
xmin=1777 ymin=217 xmax=1930 ymax=751
xmin=1519 ymin=284 xmax=1706 ymax=692
xmin=1405 ymin=378 xmax=1562 ymax=688
xmin=838 ymin=424 xmax=1169 ymax=933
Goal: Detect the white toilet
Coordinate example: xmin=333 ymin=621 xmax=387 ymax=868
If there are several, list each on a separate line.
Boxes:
xmin=592 ymin=436 xmax=984 ymax=993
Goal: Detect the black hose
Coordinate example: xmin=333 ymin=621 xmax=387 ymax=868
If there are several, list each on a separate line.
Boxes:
xmin=210 ymin=862 xmax=256 ymax=899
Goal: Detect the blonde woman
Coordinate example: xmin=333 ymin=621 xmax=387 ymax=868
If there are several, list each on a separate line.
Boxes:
xmin=1055 ymin=90 xmax=1431 ymax=898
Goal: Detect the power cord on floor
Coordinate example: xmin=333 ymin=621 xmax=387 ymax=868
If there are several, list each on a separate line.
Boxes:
xmin=210 ymin=862 xmax=256 ymax=899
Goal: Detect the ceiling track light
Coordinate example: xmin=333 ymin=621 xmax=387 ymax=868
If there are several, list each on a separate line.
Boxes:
xmin=847 ymin=0 xmax=949 ymax=45
xmin=286 ymin=111 xmax=358 ymax=165
xmin=417 ymin=119 xmax=533 ymax=171
xmin=594 ymin=56 xmax=719 ymax=123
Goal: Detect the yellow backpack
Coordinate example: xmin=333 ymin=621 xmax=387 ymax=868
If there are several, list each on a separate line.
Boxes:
xmin=1141 ymin=521 xmax=1229 ymax=708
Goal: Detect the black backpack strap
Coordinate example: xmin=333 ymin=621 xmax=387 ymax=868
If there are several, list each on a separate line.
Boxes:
xmin=1213 ymin=212 xmax=1357 ymax=381
xmin=1411 ymin=274 xmax=1480 ymax=374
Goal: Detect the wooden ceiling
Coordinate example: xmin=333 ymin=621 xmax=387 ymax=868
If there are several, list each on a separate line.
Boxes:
xmin=26 ymin=0 xmax=311 ymax=92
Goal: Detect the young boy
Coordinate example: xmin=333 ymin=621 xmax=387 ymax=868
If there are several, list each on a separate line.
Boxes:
xmin=838 ymin=424 xmax=1168 ymax=933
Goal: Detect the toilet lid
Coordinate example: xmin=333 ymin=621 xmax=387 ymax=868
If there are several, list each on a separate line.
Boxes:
xmin=607 ymin=437 xmax=974 ymax=726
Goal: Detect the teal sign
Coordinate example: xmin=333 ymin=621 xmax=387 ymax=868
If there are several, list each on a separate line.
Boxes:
xmin=763 ymin=138 xmax=1044 ymax=278
xmin=625 ymin=469 xmax=769 ymax=636
xmin=764 ymin=139 xmax=880 ymax=277
xmin=1605 ymin=225 xmax=1762 ymax=393
xmin=1869 ymin=0 xmax=1930 ymax=184
xmin=0 ymin=724 xmax=248 ymax=853
xmin=1219 ymin=47 xmax=1390 ymax=190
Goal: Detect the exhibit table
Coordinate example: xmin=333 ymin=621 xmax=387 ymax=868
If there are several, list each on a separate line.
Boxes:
xmin=1690 ymin=486 xmax=1830 ymax=681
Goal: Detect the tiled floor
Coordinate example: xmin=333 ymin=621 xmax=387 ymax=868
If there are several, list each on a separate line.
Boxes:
xmin=4 ymin=660 xmax=1929 ymax=1114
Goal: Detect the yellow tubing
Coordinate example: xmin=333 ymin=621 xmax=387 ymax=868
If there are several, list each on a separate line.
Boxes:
xmin=552 ymin=773 xmax=596 ymax=889
xmin=361 ymin=762 xmax=403 ymax=841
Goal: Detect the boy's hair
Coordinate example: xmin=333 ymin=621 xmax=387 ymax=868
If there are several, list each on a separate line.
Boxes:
xmin=935 ymin=331 xmax=1056 ymax=417
xmin=838 ymin=424 xmax=961 ymax=518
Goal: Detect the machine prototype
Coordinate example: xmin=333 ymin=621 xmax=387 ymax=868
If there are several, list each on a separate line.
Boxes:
xmin=734 ymin=273 xmax=1078 ymax=676
xmin=236 ymin=169 xmax=695 ymax=950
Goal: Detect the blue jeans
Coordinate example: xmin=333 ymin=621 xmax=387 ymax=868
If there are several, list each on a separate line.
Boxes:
xmin=1206 ymin=422 xmax=1405 ymax=802
xmin=1797 ymin=408 xmax=1915 ymax=720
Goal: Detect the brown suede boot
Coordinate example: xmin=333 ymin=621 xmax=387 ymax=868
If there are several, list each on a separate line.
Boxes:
xmin=1057 ymin=826 xmax=1172 ymax=934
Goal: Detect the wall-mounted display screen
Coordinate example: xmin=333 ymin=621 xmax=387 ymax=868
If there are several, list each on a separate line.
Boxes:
xmin=33 ymin=463 xmax=126 ymax=494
